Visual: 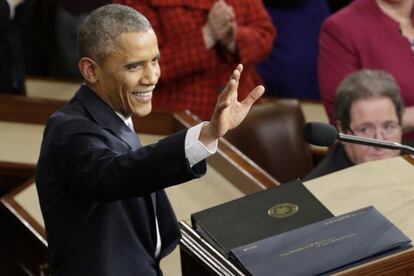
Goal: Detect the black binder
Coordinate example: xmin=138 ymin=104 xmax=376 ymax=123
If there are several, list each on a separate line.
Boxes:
xmin=191 ymin=179 xmax=333 ymax=257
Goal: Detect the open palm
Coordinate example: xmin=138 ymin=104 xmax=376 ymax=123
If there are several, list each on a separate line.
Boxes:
xmin=210 ymin=64 xmax=265 ymax=138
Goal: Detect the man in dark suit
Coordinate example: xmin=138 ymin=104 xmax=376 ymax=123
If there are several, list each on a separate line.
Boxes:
xmin=35 ymin=4 xmax=264 ymax=276
xmin=0 ymin=0 xmax=25 ymax=94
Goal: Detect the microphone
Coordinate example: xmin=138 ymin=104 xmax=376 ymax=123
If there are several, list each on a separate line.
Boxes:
xmin=303 ymin=122 xmax=414 ymax=154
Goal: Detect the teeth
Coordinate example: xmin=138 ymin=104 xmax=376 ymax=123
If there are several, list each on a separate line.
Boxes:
xmin=132 ymin=91 xmax=153 ymax=102
xmin=133 ymin=91 xmax=151 ymax=95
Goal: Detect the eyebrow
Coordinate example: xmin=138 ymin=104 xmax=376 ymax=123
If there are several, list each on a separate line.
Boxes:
xmin=123 ymin=53 xmax=161 ymax=69
xmin=355 ymin=120 xmax=399 ymax=127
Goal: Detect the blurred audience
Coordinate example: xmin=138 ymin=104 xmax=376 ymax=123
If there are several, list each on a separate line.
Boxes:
xmin=115 ymin=0 xmax=275 ymax=119
xmin=0 ymin=0 xmax=25 ymax=94
xmin=305 ymin=69 xmax=404 ymax=180
xmin=318 ymin=0 xmax=414 ymax=137
xmin=257 ymin=0 xmax=330 ymax=99
xmin=55 ymin=0 xmax=109 ymax=79
xmin=326 ymin=0 xmax=352 ymax=12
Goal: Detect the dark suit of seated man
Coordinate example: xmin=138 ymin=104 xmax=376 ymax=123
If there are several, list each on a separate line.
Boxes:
xmin=305 ymin=69 xmax=404 ymax=180
xmin=35 ymin=4 xmax=264 ymax=276
xmin=0 ymin=0 xmax=26 ymax=94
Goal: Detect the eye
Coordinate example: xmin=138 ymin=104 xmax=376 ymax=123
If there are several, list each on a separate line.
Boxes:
xmin=126 ymin=62 xmax=144 ymax=71
xmin=151 ymin=57 xmax=159 ymax=66
xmin=383 ymin=122 xmax=399 ymax=134
xmin=384 ymin=122 xmax=396 ymax=130
xmin=358 ymin=126 xmax=369 ymax=133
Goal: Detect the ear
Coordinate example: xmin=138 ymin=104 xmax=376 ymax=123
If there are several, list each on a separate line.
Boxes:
xmin=79 ymin=57 xmax=99 ymax=84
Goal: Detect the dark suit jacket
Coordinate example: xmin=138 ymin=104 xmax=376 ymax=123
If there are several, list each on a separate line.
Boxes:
xmin=35 ymin=85 xmax=206 ymax=275
xmin=303 ymin=143 xmax=352 ymax=181
xmin=0 ymin=0 xmax=25 ymax=94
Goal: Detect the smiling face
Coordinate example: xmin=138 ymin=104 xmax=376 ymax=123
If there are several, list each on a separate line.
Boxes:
xmin=91 ymin=30 xmax=160 ymax=117
xmin=339 ymin=97 xmax=402 ymax=165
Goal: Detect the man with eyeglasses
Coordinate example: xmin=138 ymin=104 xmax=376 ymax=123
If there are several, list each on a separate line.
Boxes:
xmin=304 ymin=69 xmax=404 ymax=180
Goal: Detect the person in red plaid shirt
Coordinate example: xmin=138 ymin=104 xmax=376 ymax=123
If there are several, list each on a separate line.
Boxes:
xmin=114 ymin=0 xmax=276 ymax=119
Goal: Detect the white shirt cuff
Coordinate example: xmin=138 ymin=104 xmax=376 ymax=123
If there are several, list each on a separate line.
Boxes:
xmin=185 ymin=122 xmax=218 ymax=167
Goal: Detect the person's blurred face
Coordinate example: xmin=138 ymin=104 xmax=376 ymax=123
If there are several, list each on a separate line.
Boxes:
xmin=339 ymin=97 xmax=402 ymax=165
xmin=94 ymin=30 xmax=160 ymax=117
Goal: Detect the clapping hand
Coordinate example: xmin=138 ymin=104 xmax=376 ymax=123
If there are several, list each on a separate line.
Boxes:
xmin=204 ymin=0 xmax=237 ymax=51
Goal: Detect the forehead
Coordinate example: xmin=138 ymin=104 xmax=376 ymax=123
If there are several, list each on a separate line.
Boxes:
xmin=111 ymin=30 xmax=159 ymax=60
xmin=349 ymin=97 xmax=398 ymax=124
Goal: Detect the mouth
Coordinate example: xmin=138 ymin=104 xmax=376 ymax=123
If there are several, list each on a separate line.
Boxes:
xmin=132 ymin=90 xmax=153 ymax=102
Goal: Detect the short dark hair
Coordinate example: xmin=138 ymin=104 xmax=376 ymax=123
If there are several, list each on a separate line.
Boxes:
xmin=334 ymin=69 xmax=404 ymax=129
xmin=78 ymin=4 xmax=152 ymax=63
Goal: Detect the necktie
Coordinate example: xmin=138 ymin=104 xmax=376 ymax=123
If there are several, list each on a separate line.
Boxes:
xmin=126 ymin=119 xmax=161 ymax=257
xmin=126 ymin=119 xmax=135 ymax=132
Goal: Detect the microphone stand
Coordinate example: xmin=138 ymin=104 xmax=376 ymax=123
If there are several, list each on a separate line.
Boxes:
xmin=338 ymin=133 xmax=414 ymax=155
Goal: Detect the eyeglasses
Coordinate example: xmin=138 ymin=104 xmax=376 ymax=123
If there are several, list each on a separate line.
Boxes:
xmin=348 ymin=121 xmax=401 ymax=139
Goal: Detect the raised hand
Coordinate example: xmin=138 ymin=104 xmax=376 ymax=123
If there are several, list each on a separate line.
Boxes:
xmin=199 ymin=64 xmax=265 ymax=146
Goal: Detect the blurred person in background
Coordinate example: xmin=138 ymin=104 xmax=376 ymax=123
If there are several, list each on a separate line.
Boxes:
xmin=318 ymin=0 xmax=414 ymax=140
xmin=0 ymin=0 xmax=25 ymax=94
xmin=115 ymin=0 xmax=275 ymax=119
xmin=257 ymin=0 xmax=330 ymax=99
xmin=55 ymin=0 xmax=110 ymax=79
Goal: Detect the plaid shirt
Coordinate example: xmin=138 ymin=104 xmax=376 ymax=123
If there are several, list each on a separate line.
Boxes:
xmin=115 ymin=0 xmax=276 ymax=119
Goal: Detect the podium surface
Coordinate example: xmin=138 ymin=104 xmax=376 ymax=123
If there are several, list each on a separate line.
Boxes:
xmin=305 ymin=156 xmax=414 ymax=241
xmin=303 ymin=155 xmax=414 ymax=275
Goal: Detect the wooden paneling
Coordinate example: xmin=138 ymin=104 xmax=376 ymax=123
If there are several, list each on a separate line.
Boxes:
xmin=0 ymin=161 xmax=35 ymax=196
xmin=0 ymin=178 xmax=47 ymax=276
xmin=0 ymin=95 xmax=65 ymax=125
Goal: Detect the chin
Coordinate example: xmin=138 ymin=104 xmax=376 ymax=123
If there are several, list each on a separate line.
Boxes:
xmin=133 ymin=104 xmax=152 ymax=117
xmin=380 ymin=152 xmax=400 ymax=159
xmin=366 ymin=152 xmax=399 ymax=162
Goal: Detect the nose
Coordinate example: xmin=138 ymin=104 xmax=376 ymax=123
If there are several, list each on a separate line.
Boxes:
xmin=141 ymin=64 xmax=159 ymax=86
xmin=373 ymin=128 xmax=386 ymax=140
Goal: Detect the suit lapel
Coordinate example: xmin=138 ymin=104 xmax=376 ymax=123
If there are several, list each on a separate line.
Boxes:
xmin=75 ymin=85 xmax=141 ymax=150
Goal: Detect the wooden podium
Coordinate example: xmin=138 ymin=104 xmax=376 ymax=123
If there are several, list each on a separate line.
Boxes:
xmin=179 ymin=156 xmax=414 ymax=276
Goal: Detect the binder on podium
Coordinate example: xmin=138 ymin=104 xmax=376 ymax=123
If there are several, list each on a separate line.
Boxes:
xmin=191 ymin=179 xmax=333 ymax=257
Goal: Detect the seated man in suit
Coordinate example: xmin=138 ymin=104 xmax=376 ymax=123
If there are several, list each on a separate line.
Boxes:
xmin=305 ymin=69 xmax=403 ymax=180
xmin=35 ymin=4 xmax=264 ymax=276
xmin=0 ymin=0 xmax=26 ymax=94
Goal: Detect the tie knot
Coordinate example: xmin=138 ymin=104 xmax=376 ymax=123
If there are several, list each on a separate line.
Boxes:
xmin=126 ymin=119 xmax=134 ymax=132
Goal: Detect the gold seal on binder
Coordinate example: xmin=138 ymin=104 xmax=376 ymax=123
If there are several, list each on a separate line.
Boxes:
xmin=268 ymin=203 xmax=299 ymax=218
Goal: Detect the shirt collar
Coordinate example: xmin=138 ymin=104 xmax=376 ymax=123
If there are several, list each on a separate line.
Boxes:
xmin=115 ymin=112 xmax=133 ymax=128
